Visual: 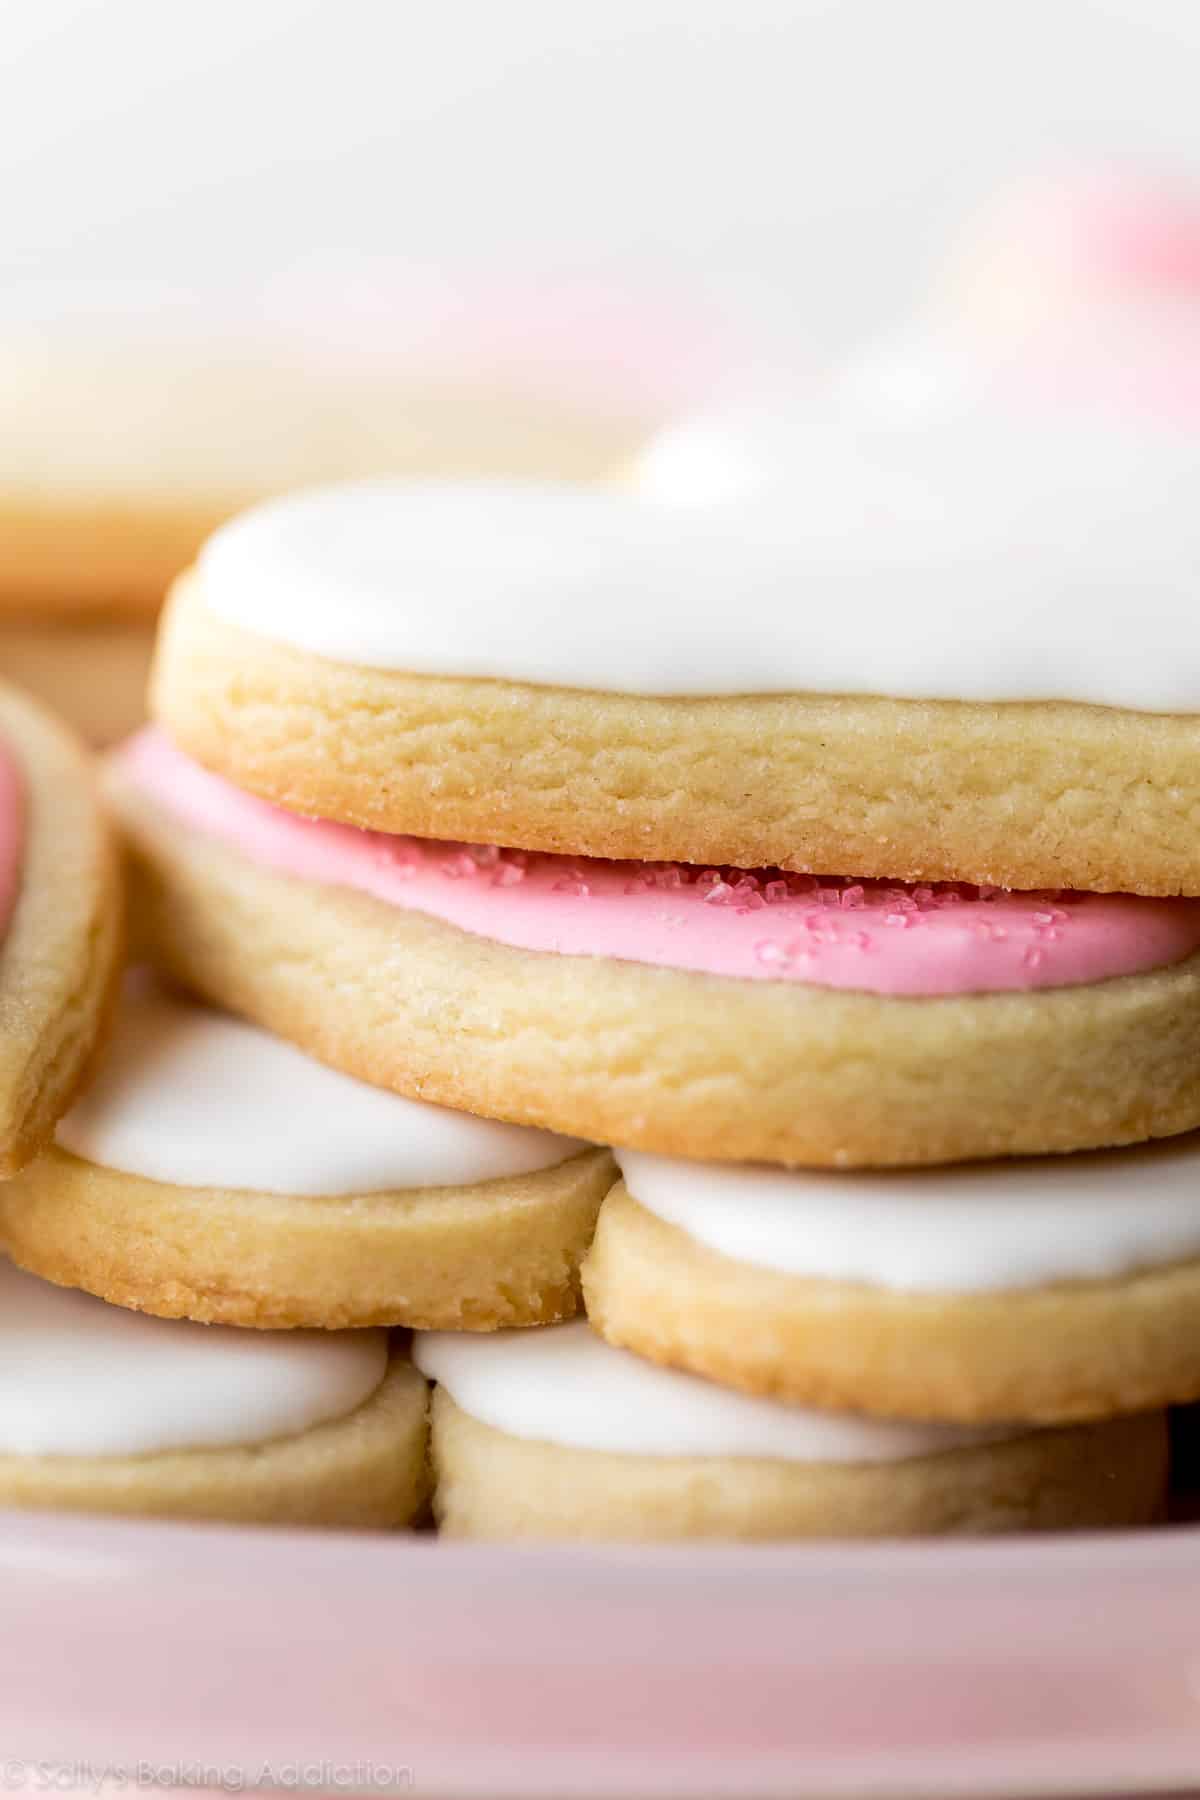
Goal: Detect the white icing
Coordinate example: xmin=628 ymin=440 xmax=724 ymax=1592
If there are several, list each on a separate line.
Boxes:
xmin=633 ymin=312 xmax=1200 ymax=496
xmin=57 ymin=974 xmax=582 ymax=1195
xmin=201 ymin=453 xmax=1200 ymax=712
xmin=617 ymin=1137 xmax=1200 ymax=1295
xmin=826 ymin=328 xmax=992 ymax=430
xmin=628 ymin=331 xmax=1002 ymax=506
xmin=628 ymin=381 xmax=821 ymax=506
xmin=0 ymin=1258 xmax=387 ymax=1457
xmin=414 ymin=1321 xmax=1013 ymax=1463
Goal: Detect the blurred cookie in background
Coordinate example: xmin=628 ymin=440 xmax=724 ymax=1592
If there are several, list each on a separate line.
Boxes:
xmin=936 ymin=161 xmax=1200 ymax=344
xmin=0 ymin=619 xmax=156 ymax=754
xmin=0 ymin=267 xmax=726 ymax=743
xmin=631 ymin=161 xmax=1200 ymax=507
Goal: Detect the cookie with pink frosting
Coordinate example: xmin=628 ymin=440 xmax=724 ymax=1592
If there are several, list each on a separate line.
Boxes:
xmin=0 ymin=681 xmax=121 ymax=1176
xmin=585 ymin=1139 xmax=1200 ymax=1424
xmin=415 ymin=1321 xmax=1166 ymax=1540
xmin=105 ymin=727 xmax=1200 ymax=1168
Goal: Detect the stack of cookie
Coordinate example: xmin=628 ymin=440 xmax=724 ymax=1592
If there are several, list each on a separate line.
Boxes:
xmin=46 ymin=431 xmax=1187 ymax=1541
xmin=0 ymin=678 xmax=442 ymax=1529
xmin=5 ymin=166 xmax=1195 ymax=1540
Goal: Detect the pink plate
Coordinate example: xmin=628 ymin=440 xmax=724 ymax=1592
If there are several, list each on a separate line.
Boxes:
xmin=2 ymin=1510 xmax=1200 ymax=1796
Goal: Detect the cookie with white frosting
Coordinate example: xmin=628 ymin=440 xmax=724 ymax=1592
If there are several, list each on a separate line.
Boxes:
xmin=105 ymin=730 xmax=1200 ymax=1167
xmin=0 ymin=681 xmax=121 ymax=1176
xmin=414 ymin=1321 xmax=1165 ymax=1540
xmin=152 ymin=461 xmax=1200 ymax=896
xmin=0 ymin=973 xmax=610 ymax=1329
xmin=584 ymin=1140 xmax=1200 ymax=1423
xmin=0 ymin=1257 xmax=425 ymax=1527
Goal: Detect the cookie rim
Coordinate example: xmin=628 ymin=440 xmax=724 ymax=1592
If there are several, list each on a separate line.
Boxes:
xmin=154 ymin=575 xmax=1200 ymax=896
xmin=584 ymin=1182 xmax=1200 ymax=1423
xmin=427 ymin=1385 xmax=1167 ymax=1540
xmin=0 ymin=680 xmax=123 ymax=1175
xmin=0 ymin=1142 xmax=614 ymax=1329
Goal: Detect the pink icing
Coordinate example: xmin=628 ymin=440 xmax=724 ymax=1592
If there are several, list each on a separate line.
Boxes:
xmin=121 ymin=730 xmax=1200 ymax=999
xmin=990 ymin=168 xmax=1200 ymax=300
xmin=945 ymin=166 xmax=1200 ymax=421
xmin=0 ymin=737 xmax=24 ymax=946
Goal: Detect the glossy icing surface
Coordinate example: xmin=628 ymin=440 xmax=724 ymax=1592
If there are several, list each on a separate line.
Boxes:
xmin=415 ymin=1321 xmax=1014 ymax=1462
xmin=195 ymin=442 xmax=1200 ymax=710
xmin=618 ymin=1136 xmax=1200 ymax=1294
xmin=0 ymin=1258 xmax=387 ymax=1456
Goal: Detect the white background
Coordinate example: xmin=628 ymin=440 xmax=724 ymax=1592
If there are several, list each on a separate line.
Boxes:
xmin=3 ymin=0 xmax=1199 ymax=365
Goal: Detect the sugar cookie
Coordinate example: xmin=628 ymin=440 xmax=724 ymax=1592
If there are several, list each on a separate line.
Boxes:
xmin=106 ymin=732 xmax=1200 ymax=1168
xmin=0 ymin=1257 xmax=426 ymax=1527
xmin=584 ymin=1141 xmax=1200 ymax=1422
xmin=152 ymin=465 xmax=1200 ymax=895
xmin=0 ymin=682 xmax=121 ymax=1176
xmin=415 ymin=1323 xmax=1166 ymax=1540
xmin=0 ymin=974 xmax=609 ymax=1329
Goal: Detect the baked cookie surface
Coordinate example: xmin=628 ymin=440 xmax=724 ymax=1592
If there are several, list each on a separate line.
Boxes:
xmin=106 ymin=734 xmax=1200 ymax=1168
xmin=584 ymin=1145 xmax=1200 ymax=1423
xmin=0 ymin=974 xmax=609 ymax=1329
xmin=153 ymin=465 xmax=1200 ymax=894
xmin=416 ymin=1322 xmax=1166 ymax=1540
xmin=0 ymin=681 xmax=121 ymax=1175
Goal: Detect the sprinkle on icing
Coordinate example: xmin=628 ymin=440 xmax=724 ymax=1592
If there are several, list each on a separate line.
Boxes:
xmin=121 ymin=731 xmax=1200 ymax=999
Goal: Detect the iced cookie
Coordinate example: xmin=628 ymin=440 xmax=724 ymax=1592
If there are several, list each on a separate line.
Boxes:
xmin=415 ymin=1322 xmax=1165 ymax=1540
xmin=153 ymin=473 xmax=1200 ymax=896
xmin=0 ymin=974 xmax=610 ymax=1328
xmin=0 ymin=681 xmax=121 ymax=1176
xmin=0 ymin=1257 xmax=426 ymax=1527
xmin=107 ymin=730 xmax=1200 ymax=1167
xmin=584 ymin=1138 xmax=1200 ymax=1423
